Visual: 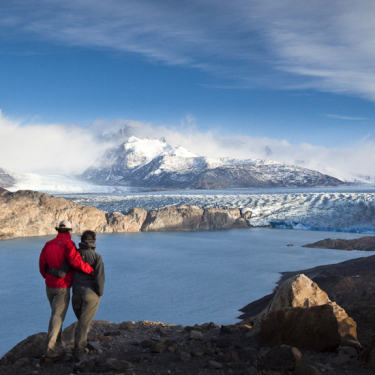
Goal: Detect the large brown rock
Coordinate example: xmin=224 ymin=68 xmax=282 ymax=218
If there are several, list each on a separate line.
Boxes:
xmin=303 ymin=236 xmax=375 ymax=251
xmin=199 ymin=208 xmax=241 ymax=230
xmin=239 ymin=255 xmax=375 ymax=345
xmin=141 ymin=205 xmax=204 ymax=232
xmin=0 ymin=332 xmax=46 ymax=365
xmin=245 ymin=274 xmax=357 ymax=342
xmin=261 ymin=305 xmax=341 ymax=352
xmin=0 ymin=190 xmax=147 ymax=240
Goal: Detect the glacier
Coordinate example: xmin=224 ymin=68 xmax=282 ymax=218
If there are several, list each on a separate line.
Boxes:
xmin=62 ymin=185 xmax=375 ymax=234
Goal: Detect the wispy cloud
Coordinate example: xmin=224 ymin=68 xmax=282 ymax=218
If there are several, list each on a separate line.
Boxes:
xmin=2 ymin=1 xmax=375 ymax=100
xmin=324 ymin=114 xmax=369 ymax=121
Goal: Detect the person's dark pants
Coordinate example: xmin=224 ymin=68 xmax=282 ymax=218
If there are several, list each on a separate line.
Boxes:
xmin=45 ymin=287 xmax=70 ymax=357
xmin=72 ymin=293 xmax=101 ymax=355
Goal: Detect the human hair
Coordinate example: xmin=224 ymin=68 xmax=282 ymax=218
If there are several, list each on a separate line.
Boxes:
xmin=81 ymin=230 xmax=96 ymax=241
xmin=55 ymin=228 xmax=72 ymax=234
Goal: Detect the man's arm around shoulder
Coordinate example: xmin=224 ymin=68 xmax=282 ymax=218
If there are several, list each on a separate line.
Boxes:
xmin=64 ymin=240 xmax=93 ymax=274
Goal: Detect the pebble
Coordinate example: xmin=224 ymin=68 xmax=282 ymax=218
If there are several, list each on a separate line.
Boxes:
xmin=208 ymin=360 xmax=224 ymax=369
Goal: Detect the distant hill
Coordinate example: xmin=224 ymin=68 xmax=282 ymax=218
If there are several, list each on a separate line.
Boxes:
xmin=0 ymin=168 xmax=18 ymax=188
xmin=79 ymin=136 xmax=345 ymax=189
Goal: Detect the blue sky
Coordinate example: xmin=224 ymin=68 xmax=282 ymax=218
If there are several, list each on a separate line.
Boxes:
xmin=1 ymin=0 xmax=375 ymax=178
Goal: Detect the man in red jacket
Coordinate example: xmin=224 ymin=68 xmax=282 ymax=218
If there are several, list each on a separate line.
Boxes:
xmin=39 ymin=220 xmax=94 ymax=362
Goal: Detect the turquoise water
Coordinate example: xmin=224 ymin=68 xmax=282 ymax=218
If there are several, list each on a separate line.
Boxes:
xmin=0 ymin=228 xmax=373 ymax=357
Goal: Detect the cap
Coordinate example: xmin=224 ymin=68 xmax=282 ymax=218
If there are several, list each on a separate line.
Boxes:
xmin=58 ymin=220 xmax=72 ymax=229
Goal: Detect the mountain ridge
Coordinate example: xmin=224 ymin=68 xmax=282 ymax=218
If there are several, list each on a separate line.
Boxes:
xmin=79 ymin=136 xmax=345 ymax=189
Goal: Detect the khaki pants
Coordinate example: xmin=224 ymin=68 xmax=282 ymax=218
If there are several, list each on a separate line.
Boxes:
xmin=45 ymin=287 xmax=70 ymax=357
xmin=72 ymin=293 xmax=101 ymax=355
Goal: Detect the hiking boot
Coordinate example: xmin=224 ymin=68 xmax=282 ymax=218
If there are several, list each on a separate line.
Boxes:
xmin=44 ymin=348 xmax=66 ymax=363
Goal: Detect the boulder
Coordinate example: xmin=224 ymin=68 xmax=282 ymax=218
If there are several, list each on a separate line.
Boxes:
xmin=199 ymin=208 xmax=241 ymax=230
xmin=141 ymin=205 xmax=203 ymax=231
xmin=0 ymin=332 xmax=46 ymax=365
xmin=246 ymin=274 xmax=357 ymax=342
xmin=62 ymin=321 xmax=78 ymax=342
xmin=261 ymin=305 xmax=341 ymax=352
xmin=262 ymin=345 xmax=302 ymax=372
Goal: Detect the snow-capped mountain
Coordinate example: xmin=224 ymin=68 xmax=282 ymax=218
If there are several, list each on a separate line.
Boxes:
xmin=79 ymin=136 xmax=345 ymax=189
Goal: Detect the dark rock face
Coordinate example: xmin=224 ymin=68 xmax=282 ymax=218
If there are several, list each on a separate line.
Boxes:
xmin=262 ymin=345 xmax=302 ymax=371
xmin=260 ymin=305 xmax=341 ymax=352
xmin=199 ymin=208 xmax=241 ymax=230
xmin=358 ymin=334 xmax=375 ymax=366
xmin=0 ymin=187 xmax=9 ymax=196
xmin=0 ymin=168 xmax=17 ymax=188
xmin=303 ymin=236 xmax=375 ymax=251
xmin=239 ymin=254 xmax=375 ymax=346
xmin=0 ymin=332 xmax=46 ymax=365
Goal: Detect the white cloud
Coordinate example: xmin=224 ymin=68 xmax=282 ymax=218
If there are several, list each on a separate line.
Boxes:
xmin=1 ymin=112 xmax=375 ymax=181
xmin=324 ymin=114 xmax=369 ymax=121
xmin=2 ymin=1 xmax=375 ymax=100
xmin=0 ymin=111 xmax=113 ymax=174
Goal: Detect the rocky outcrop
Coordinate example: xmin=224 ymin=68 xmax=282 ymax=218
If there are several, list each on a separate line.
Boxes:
xmin=0 ymin=190 xmax=146 ymax=240
xmin=141 ymin=205 xmax=204 ymax=232
xmin=0 ymin=190 xmax=250 ymax=240
xmin=0 ymin=332 xmax=46 ymax=365
xmin=260 ymin=305 xmax=341 ymax=352
xmin=239 ymin=255 xmax=375 ymax=346
xmin=303 ymin=236 xmax=375 ymax=251
xmin=199 ymin=208 xmax=242 ymax=230
xmin=106 ymin=208 xmax=147 ymax=232
xmin=141 ymin=205 xmax=250 ymax=232
xmin=243 ymin=274 xmax=358 ymax=347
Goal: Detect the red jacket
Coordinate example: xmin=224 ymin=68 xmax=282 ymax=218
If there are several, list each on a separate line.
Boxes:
xmin=39 ymin=233 xmax=94 ymax=288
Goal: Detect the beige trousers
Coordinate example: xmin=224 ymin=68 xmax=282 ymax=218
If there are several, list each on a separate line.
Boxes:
xmin=45 ymin=287 xmax=70 ymax=357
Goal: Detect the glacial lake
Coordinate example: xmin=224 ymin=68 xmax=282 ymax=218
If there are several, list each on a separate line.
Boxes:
xmin=1 ymin=228 xmax=374 ymax=357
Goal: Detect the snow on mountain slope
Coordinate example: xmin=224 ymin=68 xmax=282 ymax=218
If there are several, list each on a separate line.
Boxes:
xmin=80 ymin=136 xmax=345 ymax=189
xmin=0 ymin=167 xmax=20 ymax=188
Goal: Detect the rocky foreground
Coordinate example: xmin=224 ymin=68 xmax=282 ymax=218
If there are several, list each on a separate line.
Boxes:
xmin=0 ymin=189 xmax=250 ymax=240
xmin=2 ymin=272 xmax=375 ymax=375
